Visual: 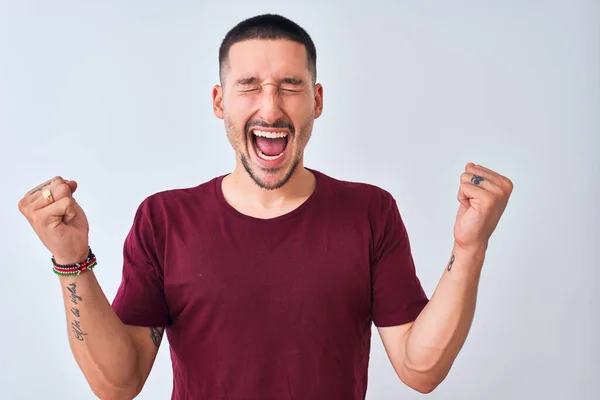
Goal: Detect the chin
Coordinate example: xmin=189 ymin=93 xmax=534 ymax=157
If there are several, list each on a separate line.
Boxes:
xmin=241 ymin=154 xmax=300 ymax=191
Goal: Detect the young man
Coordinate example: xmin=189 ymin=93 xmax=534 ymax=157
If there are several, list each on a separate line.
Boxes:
xmin=18 ymin=13 xmax=513 ymax=400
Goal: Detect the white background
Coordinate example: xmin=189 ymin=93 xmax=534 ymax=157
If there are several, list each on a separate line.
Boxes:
xmin=1 ymin=0 xmax=598 ymax=399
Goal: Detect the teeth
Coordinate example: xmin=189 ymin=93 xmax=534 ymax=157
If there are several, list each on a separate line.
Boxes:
xmin=255 ymin=147 xmax=285 ymax=161
xmin=252 ymin=130 xmax=288 ymax=139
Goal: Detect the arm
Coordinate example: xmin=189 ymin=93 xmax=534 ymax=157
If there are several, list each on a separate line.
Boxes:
xmin=18 ymin=177 xmax=166 ymax=399
xmin=379 ymin=162 xmax=512 ymax=393
xmin=378 ymin=244 xmax=484 ymax=393
xmin=59 ymin=270 xmax=163 ymax=399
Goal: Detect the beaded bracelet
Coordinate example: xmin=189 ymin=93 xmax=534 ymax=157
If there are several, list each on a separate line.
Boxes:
xmin=52 ymin=247 xmax=97 ymax=276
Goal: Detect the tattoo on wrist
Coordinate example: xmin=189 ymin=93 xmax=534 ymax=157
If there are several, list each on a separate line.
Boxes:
xmin=447 ymin=254 xmax=455 ymax=271
xmin=66 ymin=282 xmax=87 ymax=341
xmin=150 ymin=327 xmax=164 ymax=348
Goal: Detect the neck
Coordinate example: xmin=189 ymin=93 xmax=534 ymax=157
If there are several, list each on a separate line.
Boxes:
xmin=222 ymin=160 xmax=315 ymax=217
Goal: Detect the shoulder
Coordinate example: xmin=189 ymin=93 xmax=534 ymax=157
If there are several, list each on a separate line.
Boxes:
xmin=312 ymin=169 xmax=397 ymax=213
xmin=134 ymin=175 xmax=222 ymax=217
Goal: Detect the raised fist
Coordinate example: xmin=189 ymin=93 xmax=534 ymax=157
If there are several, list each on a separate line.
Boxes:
xmin=18 ymin=177 xmax=90 ymax=265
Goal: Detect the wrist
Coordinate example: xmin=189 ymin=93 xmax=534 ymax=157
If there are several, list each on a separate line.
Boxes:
xmin=453 ymin=241 xmax=487 ymax=261
xmin=52 ymin=247 xmax=96 ymax=277
xmin=450 ymin=242 xmax=486 ymax=277
xmin=54 ymin=248 xmax=90 ymax=266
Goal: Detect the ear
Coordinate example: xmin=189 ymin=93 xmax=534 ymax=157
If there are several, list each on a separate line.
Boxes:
xmin=213 ymin=85 xmax=224 ymax=119
xmin=313 ymin=83 xmax=323 ymax=119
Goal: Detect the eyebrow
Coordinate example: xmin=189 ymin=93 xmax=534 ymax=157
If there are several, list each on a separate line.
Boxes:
xmin=280 ymin=77 xmax=305 ymax=85
xmin=236 ymin=77 xmax=259 ymax=85
xmin=235 ymin=76 xmax=306 ymax=86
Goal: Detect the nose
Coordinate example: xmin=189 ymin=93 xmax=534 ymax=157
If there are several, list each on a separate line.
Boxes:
xmin=256 ymin=84 xmax=284 ymax=124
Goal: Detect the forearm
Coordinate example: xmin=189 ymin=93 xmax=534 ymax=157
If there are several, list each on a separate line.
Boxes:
xmin=59 ymin=271 xmax=140 ymax=398
xmin=403 ymin=243 xmax=485 ymax=385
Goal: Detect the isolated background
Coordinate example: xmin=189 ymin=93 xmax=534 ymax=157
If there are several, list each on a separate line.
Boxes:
xmin=1 ymin=0 xmax=598 ymax=399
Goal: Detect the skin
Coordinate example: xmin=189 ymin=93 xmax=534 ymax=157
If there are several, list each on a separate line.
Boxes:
xmin=378 ymin=163 xmax=513 ymax=393
xmin=18 ymin=178 xmax=165 ymax=399
xmin=18 ymin=37 xmax=513 ymax=396
xmin=212 ymin=39 xmax=323 ymax=218
xmin=212 ymin=38 xmax=514 ymax=394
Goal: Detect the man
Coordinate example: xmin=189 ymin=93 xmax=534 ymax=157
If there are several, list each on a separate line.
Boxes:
xmin=18 ymin=13 xmax=513 ymax=400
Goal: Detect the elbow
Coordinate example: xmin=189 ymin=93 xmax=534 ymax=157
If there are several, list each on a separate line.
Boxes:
xmin=91 ymin=384 xmax=140 ymax=400
xmin=401 ymin=374 xmax=442 ymax=395
xmin=411 ymin=381 xmax=440 ymax=395
xmin=88 ymin=374 xmax=142 ymax=400
xmin=398 ymin=362 xmax=450 ymax=395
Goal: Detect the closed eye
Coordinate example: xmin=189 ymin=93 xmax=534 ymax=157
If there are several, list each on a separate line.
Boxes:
xmin=237 ymin=84 xmax=261 ymax=93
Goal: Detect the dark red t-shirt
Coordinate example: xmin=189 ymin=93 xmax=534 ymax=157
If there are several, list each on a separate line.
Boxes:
xmin=111 ymin=168 xmax=429 ymax=399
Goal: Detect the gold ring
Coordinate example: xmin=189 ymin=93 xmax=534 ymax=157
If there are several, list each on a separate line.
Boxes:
xmin=42 ymin=188 xmax=54 ymax=203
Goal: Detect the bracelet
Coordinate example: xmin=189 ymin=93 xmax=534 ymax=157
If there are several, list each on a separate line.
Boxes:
xmin=52 ymin=247 xmax=97 ymax=276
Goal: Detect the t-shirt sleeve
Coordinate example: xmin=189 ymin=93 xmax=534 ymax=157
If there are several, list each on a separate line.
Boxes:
xmin=111 ymin=198 xmax=171 ymax=327
xmin=371 ymin=194 xmax=429 ymax=327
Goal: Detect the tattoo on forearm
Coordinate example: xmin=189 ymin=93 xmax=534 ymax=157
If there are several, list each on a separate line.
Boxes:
xmin=67 ymin=283 xmax=82 ymax=305
xmin=71 ymin=320 xmax=87 ymax=341
xmin=447 ymin=254 xmax=455 ymax=271
xmin=150 ymin=328 xmax=164 ymax=348
xmin=66 ymin=282 xmax=87 ymax=341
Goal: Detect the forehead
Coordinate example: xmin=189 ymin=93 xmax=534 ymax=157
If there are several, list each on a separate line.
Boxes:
xmin=225 ymin=39 xmax=310 ymax=81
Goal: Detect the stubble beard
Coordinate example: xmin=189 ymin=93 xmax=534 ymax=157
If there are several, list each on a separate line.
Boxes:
xmin=224 ymin=114 xmax=313 ymax=191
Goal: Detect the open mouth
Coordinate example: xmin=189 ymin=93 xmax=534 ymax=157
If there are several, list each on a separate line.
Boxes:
xmin=251 ymin=130 xmax=289 ymax=161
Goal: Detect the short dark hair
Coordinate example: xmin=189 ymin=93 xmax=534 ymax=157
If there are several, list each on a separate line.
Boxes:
xmin=218 ymin=14 xmax=317 ymax=84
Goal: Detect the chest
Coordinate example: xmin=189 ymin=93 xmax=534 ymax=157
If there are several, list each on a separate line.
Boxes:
xmin=161 ymin=214 xmax=374 ymax=329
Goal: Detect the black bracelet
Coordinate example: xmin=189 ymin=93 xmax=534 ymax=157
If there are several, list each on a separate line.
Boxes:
xmin=51 ymin=247 xmax=94 ymax=269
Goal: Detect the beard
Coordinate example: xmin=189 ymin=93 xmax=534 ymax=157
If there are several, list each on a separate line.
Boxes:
xmin=240 ymin=153 xmax=301 ymax=190
xmin=224 ymin=112 xmax=313 ymax=191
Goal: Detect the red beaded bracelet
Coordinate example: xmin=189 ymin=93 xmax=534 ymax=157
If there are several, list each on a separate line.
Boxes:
xmin=52 ymin=247 xmax=97 ymax=276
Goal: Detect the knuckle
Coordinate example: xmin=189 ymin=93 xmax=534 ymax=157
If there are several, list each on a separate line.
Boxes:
xmin=17 ymin=198 xmax=25 ymax=213
xmin=53 ymin=183 xmax=72 ymax=199
xmin=63 ymin=196 xmax=75 ymax=207
xmin=30 ymin=211 xmax=41 ymax=225
xmin=490 ymin=184 xmax=504 ymax=195
xmin=483 ymin=196 xmax=495 ymax=209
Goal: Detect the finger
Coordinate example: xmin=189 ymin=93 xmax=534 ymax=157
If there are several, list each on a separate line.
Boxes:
xmin=19 ymin=177 xmax=62 ymax=215
xmin=465 ymin=164 xmax=503 ymax=187
xmin=21 ymin=176 xmax=65 ymax=210
xmin=67 ymin=180 xmax=78 ymax=194
xmin=473 ymin=164 xmax=513 ymax=193
xmin=458 ymin=181 xmax=488 ymax=208
xmin=30 ymin=182 xmax=74 ymax=211
xmin=63 ymin=197 xmax=79 ymax=225
xmin=470 ymin=163 xmax=500 ymax=177
xmin=457 ymin=187 xmax=471 ymax=208
xmin=26 ymin=176 xmax=64 ymax=197
xmin=36 ymin=195 xmax=76 ymax=224
xmin=458 ymin=172 xmax=496 ymax=209
xmin=460 ymin=172 xmax=492 ymax=190
xmin=466 ymin=163 xmax=513 ymax=192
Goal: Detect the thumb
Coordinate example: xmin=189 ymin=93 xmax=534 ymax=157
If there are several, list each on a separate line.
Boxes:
xmin=63 ymin=198 xmax=79 ymax=225
xmin=458 ymin=182 xmax=486 ymax=210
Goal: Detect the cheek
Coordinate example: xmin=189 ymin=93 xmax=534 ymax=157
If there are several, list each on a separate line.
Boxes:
xmin=282 ymin=96 xmax=314 ymax=125
xmin=224 ymin=109 xmax=248 ymax=134
xmin=228 ymin=99 xmax=259 ymax=125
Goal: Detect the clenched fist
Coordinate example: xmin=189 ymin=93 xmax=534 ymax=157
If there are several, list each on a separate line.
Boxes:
xmin=453 ymin=163 xmax=513 ymax=254
xmin=18 ymin=177 xmax=90 ymax=265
